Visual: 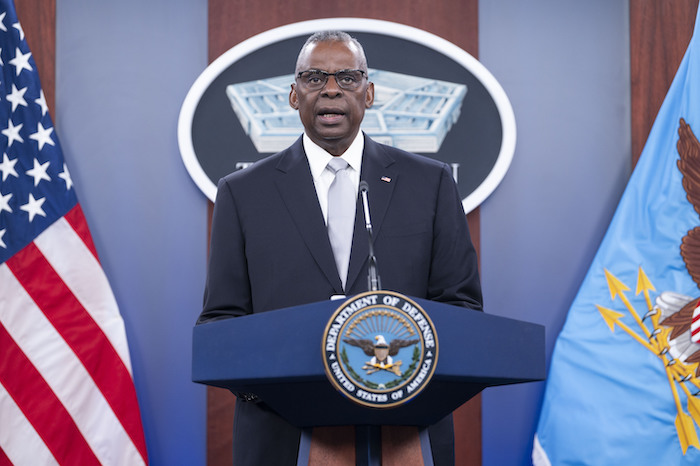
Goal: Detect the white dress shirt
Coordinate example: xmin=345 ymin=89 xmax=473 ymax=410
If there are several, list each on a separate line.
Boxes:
xmin=303 ymin=131 xmax=364 ymax=224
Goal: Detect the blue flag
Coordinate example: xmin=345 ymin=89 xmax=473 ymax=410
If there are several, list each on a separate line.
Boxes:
xmin=534 ymin=8 xmax=700 ymax=465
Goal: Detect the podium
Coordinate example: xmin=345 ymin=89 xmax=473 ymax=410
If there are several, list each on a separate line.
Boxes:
xmin=192 ymin=296 xmax=545 ymax=463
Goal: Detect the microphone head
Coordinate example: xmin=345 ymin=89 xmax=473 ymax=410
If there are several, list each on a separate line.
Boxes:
xmin=359 ymin=180 xmax=369 ymax=193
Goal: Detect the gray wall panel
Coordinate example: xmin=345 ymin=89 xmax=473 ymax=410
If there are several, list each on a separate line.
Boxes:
xmin=56 ymin=1 xmax=209 ymax=464
xmin=479 ymin=1 xmax=631 ymax=464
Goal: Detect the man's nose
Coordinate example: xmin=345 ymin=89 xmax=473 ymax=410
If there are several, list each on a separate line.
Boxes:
xmin=321 ymin=75 xmax=343 ymax=96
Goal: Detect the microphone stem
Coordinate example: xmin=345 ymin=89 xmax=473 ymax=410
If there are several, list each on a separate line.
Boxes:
xmin=360 ymin=188 xmax=381 ymax=291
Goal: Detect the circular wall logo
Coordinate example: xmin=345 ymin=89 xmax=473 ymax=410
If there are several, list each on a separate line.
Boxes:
xmin=322 ymin=291 xmax=438 ymax=408
xmin=178 ymin=18 xmax=516 ymax=213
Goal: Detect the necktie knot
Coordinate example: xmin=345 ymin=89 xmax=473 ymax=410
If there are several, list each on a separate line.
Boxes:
xmin=327 ymin=157 xmax=349 ymax=174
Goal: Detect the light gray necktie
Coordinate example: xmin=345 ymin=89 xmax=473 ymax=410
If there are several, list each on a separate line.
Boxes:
xmin=326 ymin=157 xmax=356 ymax=288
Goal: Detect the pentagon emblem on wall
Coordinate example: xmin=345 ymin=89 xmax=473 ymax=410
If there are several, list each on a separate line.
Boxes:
xmin=178 ymin=18 xmax=516 ymax=214
xmin=322 ymin=291 xmax=438 ymax=408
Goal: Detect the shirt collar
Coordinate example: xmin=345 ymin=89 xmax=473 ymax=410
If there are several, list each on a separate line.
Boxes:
xmin=303 ymin=131 xmax=364 ymax=180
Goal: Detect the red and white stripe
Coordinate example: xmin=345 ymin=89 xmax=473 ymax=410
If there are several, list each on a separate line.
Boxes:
xmin=691 ymin=302 xmax=700 ymax=344
xmin=0 ymin=205 xmax=148 ymax=465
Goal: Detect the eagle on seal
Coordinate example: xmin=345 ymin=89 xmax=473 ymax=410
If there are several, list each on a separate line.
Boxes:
xmin=344 ymin=334 xmax=418 ymax=375
xmin=344 ymin=334 xmax=418 ymax=363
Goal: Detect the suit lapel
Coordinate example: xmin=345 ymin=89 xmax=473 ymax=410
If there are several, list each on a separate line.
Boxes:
xmin=346 ymin=136 xmax=398 ymax=292
xmin=274 ymin=138 xmax=343 ymax=292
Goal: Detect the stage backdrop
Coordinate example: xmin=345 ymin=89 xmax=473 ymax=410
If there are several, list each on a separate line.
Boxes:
xmin=28 ymin=0 xmax=686 ymax=464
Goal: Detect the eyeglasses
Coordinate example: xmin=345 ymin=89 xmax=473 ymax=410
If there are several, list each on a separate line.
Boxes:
xmin=296 ymin=69 xmax=367 ymax=91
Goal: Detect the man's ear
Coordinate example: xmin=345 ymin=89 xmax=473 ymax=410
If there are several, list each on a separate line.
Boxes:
xmin=289 ymin=84 xmax=299 ymax=110
xmin=365 ymin=82 xmax=375 ymax=109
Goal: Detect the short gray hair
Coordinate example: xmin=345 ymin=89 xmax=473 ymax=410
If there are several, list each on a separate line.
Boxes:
xmin=295 ymin=31 xmax=368 ymax=73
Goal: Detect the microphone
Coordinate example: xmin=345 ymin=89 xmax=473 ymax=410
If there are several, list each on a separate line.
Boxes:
xmin=359 ymin=181 xmax=381 ymax=291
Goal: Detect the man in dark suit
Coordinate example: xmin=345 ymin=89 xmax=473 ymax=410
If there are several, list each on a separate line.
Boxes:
xmin=198 ymin=30 xmax=482 ymax=465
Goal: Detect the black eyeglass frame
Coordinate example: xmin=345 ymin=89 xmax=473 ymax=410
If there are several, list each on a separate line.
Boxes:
xmin=295 ymin=69 xmax=368 ymax=90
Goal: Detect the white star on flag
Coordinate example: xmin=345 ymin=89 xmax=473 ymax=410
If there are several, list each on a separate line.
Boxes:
xmin=0 ymin=152 xmax=17 ymax=180
xmin=12 ymin=21 xmax=22 ymax=41
xmin=29 ymin=122 xmax=54 ymax=150
xmin=35 ymin=89 xmax=47 ymax=116
xmin=8 ymin=46 xmax=30 ymax=75
xmin=25 ymin=158 xmax=50 ymax=186
xmin=58 ymin=163 xmax=73 ymax=190
xmin=6 ymin=83 xmax=27 ymax=111
xmin=2 ymin=118 xmax=22 ymax=146
xmin=0 ymin=228 xmax=6 ymax=248
xmin=0 ymin=191 xmax=11 ymax=214
xmin=19 ymin=193 xmax=46 ymax=222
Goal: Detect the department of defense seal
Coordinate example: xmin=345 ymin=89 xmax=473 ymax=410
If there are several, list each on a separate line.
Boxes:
xmin=322 ymin=291 xmax=438 ymax=408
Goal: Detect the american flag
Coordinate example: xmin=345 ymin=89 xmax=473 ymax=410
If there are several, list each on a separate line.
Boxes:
xmin=0 ymin=1 xmax=148 ymax=464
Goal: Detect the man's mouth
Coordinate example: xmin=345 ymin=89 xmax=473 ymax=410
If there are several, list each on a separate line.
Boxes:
xmin=317 ymin=112 xmax=345 ymax=123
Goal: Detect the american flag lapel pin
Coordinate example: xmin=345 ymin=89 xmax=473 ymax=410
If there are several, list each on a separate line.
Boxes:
xmin=381 ymin=176 xmax=391 ymax=183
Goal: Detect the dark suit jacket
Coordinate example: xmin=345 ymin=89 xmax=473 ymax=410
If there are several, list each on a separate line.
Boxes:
xmin=198 ymin=134 xmax=482 ymax=465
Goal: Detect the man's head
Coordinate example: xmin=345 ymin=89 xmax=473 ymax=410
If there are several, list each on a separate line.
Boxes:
xmin=289 ymin=31 xmax=374 ymax=156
